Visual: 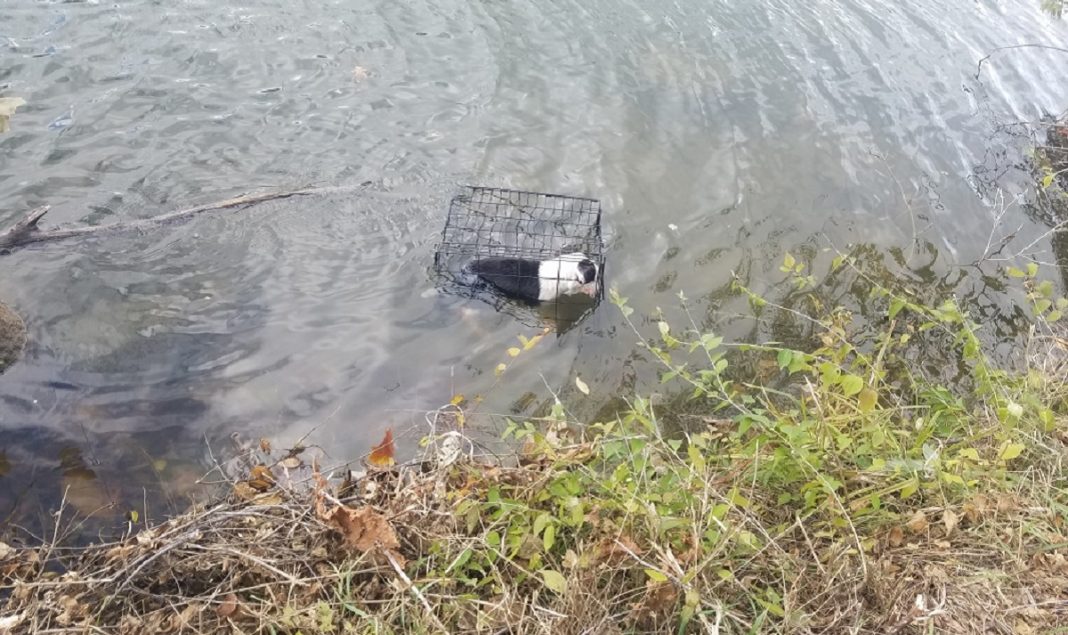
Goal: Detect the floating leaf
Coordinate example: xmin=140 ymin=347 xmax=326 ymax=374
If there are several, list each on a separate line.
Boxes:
xmin=540 ymin=569 xmax=568 ymax=594
xmin=657 ymin=321 xmax=670 ymax=337
xmin=450 ymin=393 xmax=465 ymax=407
xmin=507 ymin=347 xmax=521 ymax=357
xmin=575 ymin=376 xmax=590 ymax=395
xmin=1000 ymin=443 xmax=1025 ymax=461
xmin=858 ymin=388 xmax=878 ymax=413
xmin=126 ymin=509 xmax=139 ymax=523
xmin=0 ymin=97 xmax=26 ymax=134
xmin=1043 ymin=172 xmax=1055 ymax=189
xmin=524 ymin=334 xmax=544 ymax=350
xmin=495 ymin=363 xmax=507 ymax=376
xmin=839 ymin=374 xmax=864 ymax=397
xmin=368 ymin=428 xmax=396 ymax=467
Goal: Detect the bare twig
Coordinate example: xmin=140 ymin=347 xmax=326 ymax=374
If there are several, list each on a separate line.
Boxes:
xmin=0 ymin=185 xmax=366 ymax=253
xmin=975 ymin=44 xmax=1068 ymax=80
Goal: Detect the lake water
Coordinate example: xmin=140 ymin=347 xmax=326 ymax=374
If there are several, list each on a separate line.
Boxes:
xmin=1 ymin=0 xmax=1067 ymax=528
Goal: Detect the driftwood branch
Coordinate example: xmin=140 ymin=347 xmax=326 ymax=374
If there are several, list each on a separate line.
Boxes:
xmin=0 ymin=186 xmax=358 ymax=253
xmin=975 ymin=44 xmax=1068 ymax=80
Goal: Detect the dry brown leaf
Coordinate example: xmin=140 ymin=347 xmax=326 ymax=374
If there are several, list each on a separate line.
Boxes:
xmin=943 ymin=509 xmax=959 ymax=536
xmin=888 ymin=525 xmax=905 ymax=547
xmin=368 ymin=428 xmax=396 ymax=467
xmin=595 ymin=535 xmax=640 ymax=566
xmin=905 ymin=510 xmax=929 ymax=534
xmin=248 ymin=465 xmax=275 ymax=491
xmin=253 ymin=492 xmax=284 ymax=506
xmin=324 ymin=504 xmax=404 ymax=565
xmin=216 ymin=593 xmax=238 ymax=618
xmin=631 ymin=580 xmax=678 ymax=625
xmin=233 ymin=482 xmax=258 ymax=501
xmin=259 ymin=438 xmax=272 ymax=453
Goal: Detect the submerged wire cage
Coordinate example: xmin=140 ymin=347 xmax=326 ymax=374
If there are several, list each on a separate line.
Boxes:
xmin=433 ymin=186 xmax=606 ymax=329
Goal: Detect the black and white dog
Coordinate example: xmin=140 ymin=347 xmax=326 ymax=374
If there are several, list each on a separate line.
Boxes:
xmin=464 ymin=252 xmax=599 ymax=303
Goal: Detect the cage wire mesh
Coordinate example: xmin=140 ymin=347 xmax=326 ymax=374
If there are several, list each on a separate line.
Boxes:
xmin=433 ymin=186 xmax=606 ymax=329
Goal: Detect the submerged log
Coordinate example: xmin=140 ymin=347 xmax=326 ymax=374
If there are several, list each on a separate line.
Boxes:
xmin=0 ymin=186 xmax=358 ymax=253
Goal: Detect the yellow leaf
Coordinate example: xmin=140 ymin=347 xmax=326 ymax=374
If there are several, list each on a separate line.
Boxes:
xmin=1000 ymin=443 xmax=1025 ymax=461
xmin=858 ymin=388 xmax=877 ymax=412
xmin=450 ymin=393 xmax=465 ymax=406
xmin=840 ymin=374 xmax=864 ymax=397
xmin=644 ymin=568 xmax=668 ymax=582
xmin=540 ymin=569 xmax=568 ymax=594
xmin=524 ymin=334 xmax=544 ymax=350
xmin=507 ymin=347 xmax=521 ymax=357
xmin=495 ymin=363 xmax=506 ymax=376
xmin=575 ymin=376 xmax=590 ymax=395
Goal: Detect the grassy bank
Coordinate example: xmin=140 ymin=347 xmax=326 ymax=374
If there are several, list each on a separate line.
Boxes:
xmin=3 ymin=248 xmax=1068 ymax=634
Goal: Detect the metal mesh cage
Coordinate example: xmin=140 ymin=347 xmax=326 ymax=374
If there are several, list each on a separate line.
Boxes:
xmin=433 ymin=186 xmax=606 ymax=328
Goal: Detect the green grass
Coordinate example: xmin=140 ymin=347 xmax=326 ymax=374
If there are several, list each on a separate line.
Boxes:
xmin=5 ymin=246 xmax=1068 ymax=634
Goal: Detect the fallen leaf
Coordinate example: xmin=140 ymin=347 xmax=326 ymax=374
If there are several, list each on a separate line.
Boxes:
xmin=594 ymin=535 xmax=640 ymax=566
xmin=450 ymin=393 xmax=465 ymax=407
xmin=524 ymin=333 xmax=544 ymax=350
xmin=324 ymin=504 xmax=403 ymax=564
xmin=248 ymin=465 xmax=275 ymax=491
xmin=368 ymin=428 xmax=396 ymax=467
xmin=507 ymin=347 xmax=521 ymax=357
xmin=631 ymin=580 xmax=678 ymax=625
xmin=216 ymin=593 xmax=238 ymax=618
xmin=575 ymin=376 xmax=590 ymax=395
xmin=259 ymin=438 xmax=272 ymax=453
xmin=905 ymin=510 xmax=929 ymax=534
xmin=943 ymin=509 xmax=959 ymax=536
xmin=279 ymin=456 xmax=302 ymax=470
xmin=0 ymin=97 xmax=27 ymax=134
xmin=233 ymin=482 xmax=259 ymax=501
xmin=888 ymin=526 xmax=905 ymax=547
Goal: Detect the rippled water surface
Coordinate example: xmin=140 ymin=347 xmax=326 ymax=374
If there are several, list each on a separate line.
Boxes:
xmin=2 ymin=0 xmax=1067 ymax=527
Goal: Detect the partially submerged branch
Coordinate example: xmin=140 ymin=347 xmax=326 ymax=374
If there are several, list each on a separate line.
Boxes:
xmin=0 ymin=186 xmax=360 ymax=254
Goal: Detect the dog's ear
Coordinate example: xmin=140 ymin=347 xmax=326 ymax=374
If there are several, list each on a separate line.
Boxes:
xmin=577 ymin=259 xmax=597 ymax=284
